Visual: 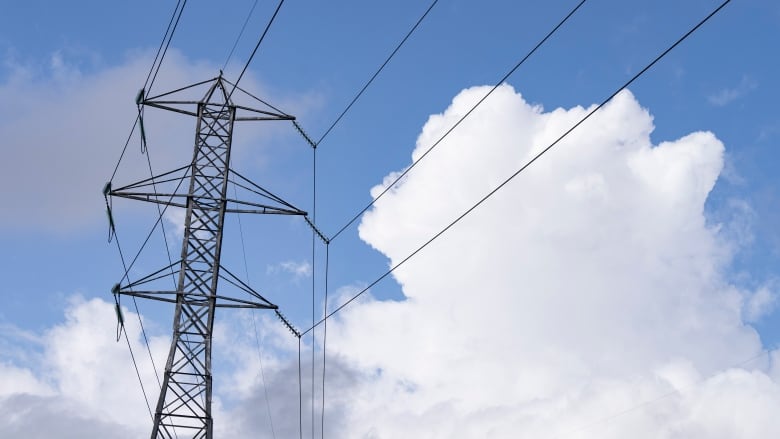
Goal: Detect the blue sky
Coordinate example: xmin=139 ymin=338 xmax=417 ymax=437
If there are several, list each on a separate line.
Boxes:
xmin=2 ymin=1 xmax=780 ymax=437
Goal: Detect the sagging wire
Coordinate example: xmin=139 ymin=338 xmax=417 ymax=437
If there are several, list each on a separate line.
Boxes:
xmin=327 ymin=0 xmax=589 ymax=242
xmin=233 ymin=181 xmax=278 ymax=439
xmin=223 ymin=0 xmax=261 ymax=71
xmin=299 ymin=0 xmax=732 ymax=337
xmin=314 ymin=0 xmax=440 ymax=147
xmin=320 ymin=243 xmax=330 ymax=439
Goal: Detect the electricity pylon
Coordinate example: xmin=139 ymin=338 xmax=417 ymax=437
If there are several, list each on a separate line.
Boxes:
xmin=109 ymin=74 xmax=306 ymax=438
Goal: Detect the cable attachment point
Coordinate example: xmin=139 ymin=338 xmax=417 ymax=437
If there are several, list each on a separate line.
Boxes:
xmin=105 ymin=208 xmax=116 ymax=243
xmin=292 ymin=120 xmax=317 ymax=149
xmin=304 ymin=215 xmax=330 ymax=244
xmin=103 ymin=182 xmax=116 ymax=243
xmin=275 ymin=310 xmax=301 ymax=339
xmin=135 ymin=88 xmax=145 ymax=106
xmin=135 ymin=88 xmax=148 ymax=154
xmin=112 ymin=283 xmax=125 ymax=342
xmin=138 ymin=110 xmax=148 ymax=154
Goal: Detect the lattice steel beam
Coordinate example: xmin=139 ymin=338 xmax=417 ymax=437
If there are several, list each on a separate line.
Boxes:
xmin=109 ymin=74 xmax=304 ymax=439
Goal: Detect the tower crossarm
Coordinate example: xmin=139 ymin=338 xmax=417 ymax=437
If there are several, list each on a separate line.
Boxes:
xmin=108 ymin=189 xmax=307 ymax=216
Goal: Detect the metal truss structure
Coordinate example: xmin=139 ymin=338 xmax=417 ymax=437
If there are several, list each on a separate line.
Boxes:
xmin=109 ymin=74 xmax=305 ymax=438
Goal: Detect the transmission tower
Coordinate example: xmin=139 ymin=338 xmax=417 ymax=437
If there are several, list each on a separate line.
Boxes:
xmin=109 ymin=74 xmax=306 ymax=438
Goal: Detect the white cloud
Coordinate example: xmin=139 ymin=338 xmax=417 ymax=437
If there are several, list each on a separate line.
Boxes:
xmin=744 ymin=285 xmax=778 ymax=322
xmin=163 ymin=206 xmax=187 ymax=239
xmin=0 ymin=296 xmax=166 ymax=437
xmin=0 ymin=294 xmax=323 ymax=438
xmin=0 ymin=48 xmax=320 ymax=234
xmin=0 ymin=362 xmax=53 ymax=398
xmin=0 ymin=50 xmax=192 ymax=233
xmin=267 ymin=260 xmax=312 ymax=279
xmin=312 ymin=84 xmax=780 ymax=437
xmin=0 ymin=393 xmax=139 ymax=439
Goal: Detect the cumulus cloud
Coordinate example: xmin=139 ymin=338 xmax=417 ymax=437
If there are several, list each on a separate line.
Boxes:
xmin=316 ymin=84 xmax=780 ymax=437
xmin=0 ymin=297 xmax=166 ymax=437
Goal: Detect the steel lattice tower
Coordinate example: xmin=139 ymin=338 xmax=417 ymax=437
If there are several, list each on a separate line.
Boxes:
xmin=109 ymin=74 xmax=305 ymax=438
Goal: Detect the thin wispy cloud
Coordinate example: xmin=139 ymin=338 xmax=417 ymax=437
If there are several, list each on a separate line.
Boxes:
xmin=708 ymin=75 xmax=758 ymax=107
xmin=267 ymin=260 xmax=312 ymax=279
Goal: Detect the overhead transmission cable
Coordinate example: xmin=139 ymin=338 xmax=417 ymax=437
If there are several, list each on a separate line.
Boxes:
xmin=298 ymin=338 xmax=303 ymax=439
xmin=311 ymin=138 xmax=317 ymax=439
xmin=123 ymin=327 xmax=155 ymax=421
xmin=301 ymin=0 xmax=733 ymax=336
xmin=110 ymin=230 xmax=153 ymax=420
xmin=305 ymin=1 xmax=578 ymax=433
xmin=230 ymin=0 xmax=286 ymax=97
xmin=137 ymin=0 xmax=189 ymax=291
xmin=295 ymin=4 xmax=441 ymax=433
xmin=144 ymin=0 xmax=187 ymax=95
xmin=223 ymin=0 xmax=261 ymax=70
xmin=109 ymin=0 xmax=187 ymax=182
xmin=106 ymin=1 xmax=189 ymax=433
xmin=108 ymin=0 xmax=188 ymax=279
xmin=328 ymin=0 xmax=587 ymax=242
xmin=219 ymin=2 xmax=288 ymax=433
xmin=232 ymin=184 xmax=278 ymax=439
xmin=320 ymin=244 xmax=330 ymax=439
xmin=313 ymin=0 xmax=440 ymax=147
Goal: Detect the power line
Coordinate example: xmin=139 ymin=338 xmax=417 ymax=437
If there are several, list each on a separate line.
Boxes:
xmin=109 ymin=173 xmax=188 ymax=287
xmin=298 ymin=337 xmax=303 ymax=439
xmin=328 ymin=0 xmax=588 ymax=242
xmin=320 ymin=244 xmax=330 ymax=439
xmin=122 ymin=326 xmax=154 ymax=421
xmin=314 ymin=0 xmax=440 ymax=147
xmin=233 ymin=182 xmax=278 ymax=439
xmin=302 ymin=0 xmax=733 ymax=337
xmin=109 ymin=0 xmax=187 ymax=183
xmin=251 ymin=312 xmax=278 ymax=439
xmin=110 ymin=221 xmax=165 ymax=384
xmin=223 ymin=0 xmax=261 ymax=70
xmin=108 ymin=114 xmax=139 ymax=183
xmin=232 ymin=0 xmax=286 ymax=94
xmin=138 ymin=111 xmax=177 ymax=291
xmin=311 ymin=141 xmax=317 ymax=439
xmin=110 ymin=229 xmax=161 ymax=423
xmin=144 ymin=0 xmax=187 ymax=95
